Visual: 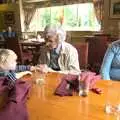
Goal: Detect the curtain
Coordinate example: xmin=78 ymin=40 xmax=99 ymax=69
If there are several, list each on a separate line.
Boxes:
xmin=24 ymin=5 xmax=36 ymax=31
xmin=92 ymin=0 xmax=104 ymax=26
xmin=23 ymin=0 xmax=104 ymax=31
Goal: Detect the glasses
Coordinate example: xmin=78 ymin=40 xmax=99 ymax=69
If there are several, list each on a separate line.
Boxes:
xmin=44 ymin=34 xmax=57 ymax=41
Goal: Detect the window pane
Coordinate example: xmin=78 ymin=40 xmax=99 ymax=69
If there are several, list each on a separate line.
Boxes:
xmin=77 ymin=3 xmax=100 ymax=31
xmin=51 ymin=6 xmax=64 ymax=26
xmin=38 ymin=7 xmax=51 ymax=30
xmin=28 ymin=3 xmax=101 ymax=32
xmin=64 ymin=4 xmax=78 ymax=30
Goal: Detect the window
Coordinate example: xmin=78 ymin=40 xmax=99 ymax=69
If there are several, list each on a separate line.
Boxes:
xmin=28 ymin=3 xmax=101 ymax=32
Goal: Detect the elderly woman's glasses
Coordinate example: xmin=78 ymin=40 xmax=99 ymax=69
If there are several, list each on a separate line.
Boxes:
xmin=44 ymin=35 xmax=57 ymax=43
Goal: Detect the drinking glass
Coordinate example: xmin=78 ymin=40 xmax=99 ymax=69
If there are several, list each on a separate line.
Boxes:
xmin=34 ymin=72 xmax=46 ymax=85
xmin=33 ymin=70 xmax=46 ymax=98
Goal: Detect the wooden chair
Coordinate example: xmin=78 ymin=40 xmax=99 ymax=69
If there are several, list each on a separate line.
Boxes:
xmin=5 ymin=37 xmax=33 ymax=64
xmin=86 ymin=35 xmax=108 ymax=73
xmin=72 ymin=42 xmax=89 ymax=70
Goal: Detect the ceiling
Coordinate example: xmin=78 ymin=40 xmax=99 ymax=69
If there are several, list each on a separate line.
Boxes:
xmin=23 ymin=0 xmax=50 ymax=7
xmin=23 ymin=0 xmax=50 ymax=3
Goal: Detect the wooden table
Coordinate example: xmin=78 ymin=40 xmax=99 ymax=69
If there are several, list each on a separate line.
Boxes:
xmin=20 ymin=41 xmax=44 ymax=47
xmin=25 ymin=72 xmax=120 ymax=120
xmin=20 ymin=41 xmax=45 ymax=55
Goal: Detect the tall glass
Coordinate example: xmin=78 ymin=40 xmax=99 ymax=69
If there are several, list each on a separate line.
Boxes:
xmin=33 ymin=70 xmax=46 ymax=99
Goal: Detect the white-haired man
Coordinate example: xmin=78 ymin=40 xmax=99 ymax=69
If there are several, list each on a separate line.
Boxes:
xmin=34 ymin=24 xmax=80 ymax=73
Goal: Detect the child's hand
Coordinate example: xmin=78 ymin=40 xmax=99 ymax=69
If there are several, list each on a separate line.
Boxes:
xmin=30 ymin=66 xmax=36 ymax=71
xmin=16 ymin=71 xmax=32 ymax=79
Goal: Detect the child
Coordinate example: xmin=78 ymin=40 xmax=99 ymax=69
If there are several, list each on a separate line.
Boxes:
xmin=0 ymin=49 xmax=36 ymax=89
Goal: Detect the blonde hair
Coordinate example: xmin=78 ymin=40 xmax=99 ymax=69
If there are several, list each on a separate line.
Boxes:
xmin=0 ymin=49 xmax=17 ymax=65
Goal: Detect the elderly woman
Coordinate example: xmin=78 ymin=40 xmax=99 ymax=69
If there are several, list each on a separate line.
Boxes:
xmin=100 ymin=40 xmax=120 ymax=80
xmin=34 ymin=24 xmax=80 ymax=73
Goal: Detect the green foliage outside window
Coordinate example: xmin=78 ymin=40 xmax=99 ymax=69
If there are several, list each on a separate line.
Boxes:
xmin=29 ymin=3 xmax=100 ymax=32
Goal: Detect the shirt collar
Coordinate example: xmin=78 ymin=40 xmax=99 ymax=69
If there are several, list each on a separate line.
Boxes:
xmin=0 ymin=70 xmax=9 ymax=76
xmin=55 ymin=43 xmax=62 ymax=54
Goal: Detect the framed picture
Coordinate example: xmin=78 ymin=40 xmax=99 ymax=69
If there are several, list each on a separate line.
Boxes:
xmin=4 ymin=11 xmax=15 ymax=25
xmin=109 ymin=0 xmax=120 ymax=19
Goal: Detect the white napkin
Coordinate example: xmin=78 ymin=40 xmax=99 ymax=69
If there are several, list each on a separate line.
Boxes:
xmin=16 ymin=71 xmax=32 ymax=79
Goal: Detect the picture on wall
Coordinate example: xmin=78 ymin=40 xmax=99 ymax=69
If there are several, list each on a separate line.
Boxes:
xmin=4 ymin=11 xmax=15 ymax=25
xmin=110 ymin=0 xmax=120 ymax=18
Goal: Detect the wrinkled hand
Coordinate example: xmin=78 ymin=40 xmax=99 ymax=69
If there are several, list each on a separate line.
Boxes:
xmin=35 ymin=64 xmax=49 ymax=73
xmin=79 ymin=71 xmax=102 ymax=94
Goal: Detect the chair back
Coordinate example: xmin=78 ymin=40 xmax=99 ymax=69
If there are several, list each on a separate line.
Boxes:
xmin=72 ymin=42 xmax=89 ymax=69
xmin=5 ymin=37 xmax=23 ymax=64
xmin=87 ymin=36 xmax=108 ymax=73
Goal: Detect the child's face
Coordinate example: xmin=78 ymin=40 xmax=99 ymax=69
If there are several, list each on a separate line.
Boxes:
xmin=3 ymin=54 xmax=17 ymax=71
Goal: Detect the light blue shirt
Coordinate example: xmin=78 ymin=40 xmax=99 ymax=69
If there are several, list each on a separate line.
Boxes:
xmin=100 ymin=40 xmax=120 ymax=80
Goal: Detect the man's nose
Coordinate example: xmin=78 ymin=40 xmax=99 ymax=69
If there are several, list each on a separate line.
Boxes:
xmin=45 ymin=42 xmax=51 ymax=46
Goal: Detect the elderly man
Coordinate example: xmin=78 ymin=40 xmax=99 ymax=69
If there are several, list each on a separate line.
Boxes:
xmin=34 ymin=24 xmax=80 ymax=73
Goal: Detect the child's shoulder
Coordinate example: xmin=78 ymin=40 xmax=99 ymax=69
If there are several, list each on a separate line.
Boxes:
xmin=0 ymin=71 xmax=9 ymax=76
